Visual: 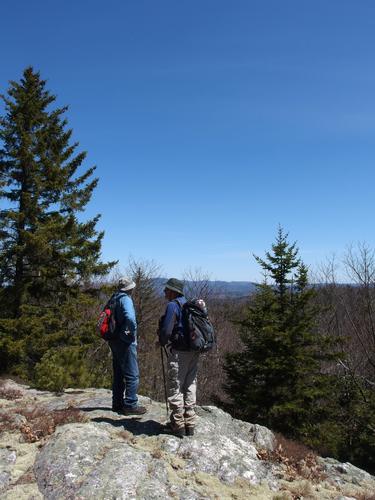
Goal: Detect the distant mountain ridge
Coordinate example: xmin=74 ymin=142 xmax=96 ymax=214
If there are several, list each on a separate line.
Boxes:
xmin=153 ymin=278 xmax=257 ymax=298
xmin=151 ymin=279 xmax=356 ymax=299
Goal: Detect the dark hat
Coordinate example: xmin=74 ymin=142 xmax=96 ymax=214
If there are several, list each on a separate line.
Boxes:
xmin=164 ymin=278 xmax=184 ymax=295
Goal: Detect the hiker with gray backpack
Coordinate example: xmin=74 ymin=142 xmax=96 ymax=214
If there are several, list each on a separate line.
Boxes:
xmin=157 ymin=278 xmax=215 ymax=437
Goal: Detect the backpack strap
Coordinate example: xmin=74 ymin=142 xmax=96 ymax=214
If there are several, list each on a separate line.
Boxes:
xmin=108 ymin=292 xmax=127 ymax=323
xmin=173 ymin=298 xmax=186 ymax=320
xmin=165 ymin=299 xmax=186 ymax=351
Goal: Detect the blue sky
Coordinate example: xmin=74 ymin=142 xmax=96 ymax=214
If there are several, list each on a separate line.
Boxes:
xmin=1 ymin=1 xmax=375 ymax=281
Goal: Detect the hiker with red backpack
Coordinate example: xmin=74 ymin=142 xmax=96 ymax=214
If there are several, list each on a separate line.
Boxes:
xmin=157 ymin=278 xmax=214 ymax=437
xmin=105 ymin=276 xmax=147 ymax=415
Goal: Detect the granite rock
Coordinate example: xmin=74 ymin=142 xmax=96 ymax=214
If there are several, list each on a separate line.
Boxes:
xmin=1 ymin=379 xmax=374 ymax=499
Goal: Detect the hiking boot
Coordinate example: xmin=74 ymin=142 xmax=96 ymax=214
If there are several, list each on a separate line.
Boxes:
xmin=164 ymin=421 xmax=185 ymax=438
xmin=121 ymin=405 xmax=147 ymax=415
xmin=112 ymin=404 xmax=126 ymax=413
xmin=185 ymin=426 xmax=195 ymax=437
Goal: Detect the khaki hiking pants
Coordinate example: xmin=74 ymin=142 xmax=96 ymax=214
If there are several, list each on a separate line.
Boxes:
xmin=167 ymin=349 xmax=200 ymax=430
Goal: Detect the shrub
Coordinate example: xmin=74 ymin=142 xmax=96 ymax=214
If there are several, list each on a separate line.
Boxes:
xmin=258 ymin=433 xmax=327 ymax=483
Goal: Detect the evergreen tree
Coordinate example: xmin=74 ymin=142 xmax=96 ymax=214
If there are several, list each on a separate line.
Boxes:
xmin=224 ymin=227 xmax=340 ymax=439
xmin=0 ymin=67 xmax=115 ymax=378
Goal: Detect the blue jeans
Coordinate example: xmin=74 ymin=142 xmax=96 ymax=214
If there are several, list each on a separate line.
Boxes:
xmin=109 ymin=340 xmax=139 ymax=408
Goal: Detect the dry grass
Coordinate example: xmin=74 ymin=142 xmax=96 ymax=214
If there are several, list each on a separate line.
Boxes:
xmin=356 ymin=494 xmax=375 ymax=500
xmin=272 ymin=494 xmax=291 ymax=500
xmin=19 ymin=406 xmax=87 ymax=442
xmin=281 ymin=480 xmax=316 ymax=500
xmin=117 ymin=429 xmax=136 ymax=444
xmin=13 ymin=468 xmax=36 ymax=485
xmin=150 ymin=447 xmax=163 ymax=459
xmin=0 ymin=412 xmax=18 ymax=432
xmin=258 ymin=433 xmax=327 ymax=483
xmin=0 ymin=405 xmax=87 ymax=442
xmin=0 ymin=382 xmax=23 ymax=400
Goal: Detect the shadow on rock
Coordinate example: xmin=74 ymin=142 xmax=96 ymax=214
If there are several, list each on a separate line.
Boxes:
xmin=63 ymin=390 xmax=87 ymax=394
xmin=91 ymin=417 xmax=166 ymax=436
xmin=78 ymin=406 xmax=113 ymax=412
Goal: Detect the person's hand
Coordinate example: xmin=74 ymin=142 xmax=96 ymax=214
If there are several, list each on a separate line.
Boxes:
xmin=155 ymin=339 xmax=161 ymax=348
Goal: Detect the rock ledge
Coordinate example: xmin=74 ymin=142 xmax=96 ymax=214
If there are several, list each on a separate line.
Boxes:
xmin=1 ymin=380 xmax=374 ymax=499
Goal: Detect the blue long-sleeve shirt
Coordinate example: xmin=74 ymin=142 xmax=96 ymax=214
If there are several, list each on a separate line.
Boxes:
xmin=159 ymin=296 xmax=187 ymax=348
xmin=115 ymin=292 xmax=137 ymax=344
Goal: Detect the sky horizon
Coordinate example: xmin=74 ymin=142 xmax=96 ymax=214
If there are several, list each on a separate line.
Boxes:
xmin=1 ymin=1 xmax=375 ymax=282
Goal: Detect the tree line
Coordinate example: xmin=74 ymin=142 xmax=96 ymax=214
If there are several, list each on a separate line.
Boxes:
xmin=0 ymin=68 xmax=374 ymax=474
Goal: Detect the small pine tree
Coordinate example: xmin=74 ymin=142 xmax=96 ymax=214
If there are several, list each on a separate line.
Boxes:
xmin=224 ymin=227 xmax=340 ymax=439
xmin=0 ymin=67 xmax=116 ymax=378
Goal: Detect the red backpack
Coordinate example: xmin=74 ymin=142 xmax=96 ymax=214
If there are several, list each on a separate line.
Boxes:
xmin=97 ymin=294 xmax=119 ymax=341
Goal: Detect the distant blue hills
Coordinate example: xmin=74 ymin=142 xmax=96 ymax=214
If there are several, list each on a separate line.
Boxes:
xmin=153 ymin=278 xmax=257 ymax=298
xmin=152 ymin=279 xmax=354 ymax=298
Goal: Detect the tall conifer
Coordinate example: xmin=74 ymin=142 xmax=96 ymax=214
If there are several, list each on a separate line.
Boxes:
xmin=0 ymin=67 xmax=115 ymax=376
xmin=224 ymin=227 xmax=340 ymax=438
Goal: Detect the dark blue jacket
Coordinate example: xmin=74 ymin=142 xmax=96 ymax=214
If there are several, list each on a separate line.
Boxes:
xmin=159 ymin=296 xmax=187 ymax=350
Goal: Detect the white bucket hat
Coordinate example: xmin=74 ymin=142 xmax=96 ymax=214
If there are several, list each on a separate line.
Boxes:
xmin=118 ymin=276 xmax=136 ymax=291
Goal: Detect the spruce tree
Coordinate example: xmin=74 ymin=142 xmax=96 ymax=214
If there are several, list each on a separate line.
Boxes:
xmin=224 ymin=227 xmax=340 ymax=439
xmin=0 ymin=67 xmax=115 ymax=378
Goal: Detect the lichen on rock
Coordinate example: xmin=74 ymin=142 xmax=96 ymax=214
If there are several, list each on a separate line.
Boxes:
xmin=1 ymin=379 xmax=375 ymax=499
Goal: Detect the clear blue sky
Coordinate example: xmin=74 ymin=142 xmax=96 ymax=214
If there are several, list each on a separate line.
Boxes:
xmin=1 ymin=1 xmax=375 ymax=281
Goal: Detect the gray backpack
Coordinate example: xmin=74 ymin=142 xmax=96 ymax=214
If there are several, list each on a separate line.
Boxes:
xmin=179 ymin=299 xmax=215 ymax=353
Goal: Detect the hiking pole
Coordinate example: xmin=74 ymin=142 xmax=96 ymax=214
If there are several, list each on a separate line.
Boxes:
xmin=160 ymin=346 xmax=169 ymax=419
